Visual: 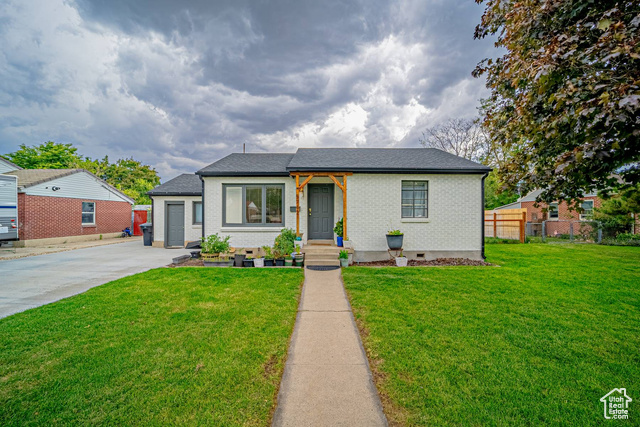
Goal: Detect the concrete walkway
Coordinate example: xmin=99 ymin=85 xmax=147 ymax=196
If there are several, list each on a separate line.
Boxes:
xmin=273 ymin=267 xmax=387 ymax=426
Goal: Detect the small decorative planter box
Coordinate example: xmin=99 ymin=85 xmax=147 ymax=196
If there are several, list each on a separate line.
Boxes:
xmin=275 ymin=258 xmax=285 ymax=266
xmin=264 ymin=259 xmax=274 ymax=267
xmin=386 ymin=234 xmax=404 ymax=250
xmin=339 ymin=258 xmax=348 ymax=267
xmin=204 ymin=257 xmax=233 ymax=267
xmin=284 ymin=258 xmax=293 ymax=267
xmin=243 ymin=259 xmax=254 ymax=267
xmin=395 ymin=256 xmax=408 ymax=267
xmin=234 ymin=254 xmax=246 ymax=267
xmin=253 ymin=258 xmax=265 ymax=268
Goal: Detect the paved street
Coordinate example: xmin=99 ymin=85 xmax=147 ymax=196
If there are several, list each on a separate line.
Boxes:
xmin=0 ymin=240 xmax=190 ymax=318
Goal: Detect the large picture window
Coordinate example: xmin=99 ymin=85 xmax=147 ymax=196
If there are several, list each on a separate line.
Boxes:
xmin=223 ymin=184 xmax=284 ymax=226
xmin=82 ymin=202 xmax=95 ymax=225
xmin=401 ymin=181 xmax=428 ymax=218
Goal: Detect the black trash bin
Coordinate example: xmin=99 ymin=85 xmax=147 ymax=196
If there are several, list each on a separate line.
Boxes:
xmin=140 ymin=223 xmax=153 ymax=246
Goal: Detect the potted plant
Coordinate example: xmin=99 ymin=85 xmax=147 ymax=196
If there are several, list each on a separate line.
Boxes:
xmin=243 ymin=256 xmax=254 ymax=267
xmin=274 ymin=229 xmax=295 ymax=264
xmin=201 ymin=233 xmax=231 ymax=260
xmin=234 ymin=250 xmax=246 ymax=267
xmin=284 ymin=255 xmax=294 ymax=267
xmin=386 ymin=229 xmax=404 ymax=250
xmin=334 ymin=218 xmax=344 ymax=247
xmin=395 ymin=251 xmax=408 ymax=267
xmin=253 ymin=254 xmax=265 ymax=268
xmin=273 ymin=248 xmax=285 ymax=266
xmin=338 ymin=249 xmax=349 ymax=267
xmin=292 ymin=244 xmax=304 ymax=262
xmin=263 ymin=246 xmax=274 ymax=266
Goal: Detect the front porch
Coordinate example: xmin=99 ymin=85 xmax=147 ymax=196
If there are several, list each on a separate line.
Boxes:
xmin=291 ymin=172 xmax=351 ymax=243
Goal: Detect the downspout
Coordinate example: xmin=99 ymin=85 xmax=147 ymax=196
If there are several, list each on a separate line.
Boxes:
xmin=200 ymin=175 xmax=205 ymax=240
xmin=481 ymin=172 xmax=489 ymax=260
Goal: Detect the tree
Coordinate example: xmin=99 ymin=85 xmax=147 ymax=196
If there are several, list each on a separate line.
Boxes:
xmin=484 ymin=171 xmax=519 ymax=209
xmin=473 ymin=0 xmax=640 ymax=205
xmin=5 ymin=141 xmax=83 ymax=169
xmin=419 ymin=118 xmax=488 ymax=162
xmin=3 ymin=142 xmax=160 ymax=204
xmin=593 ymin=184 xmax=640 ymax=236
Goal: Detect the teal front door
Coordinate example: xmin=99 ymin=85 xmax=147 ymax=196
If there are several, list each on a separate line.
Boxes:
xmin=308 ymin=184 xmax=334 ymax=240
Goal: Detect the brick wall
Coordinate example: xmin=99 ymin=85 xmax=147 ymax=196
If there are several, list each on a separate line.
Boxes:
xmin=18 ymin=194 xmax=132 ymax=240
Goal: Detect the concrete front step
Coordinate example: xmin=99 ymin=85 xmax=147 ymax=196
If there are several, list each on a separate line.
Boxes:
xmin=306 ymin=239 xmax=335 ymax=246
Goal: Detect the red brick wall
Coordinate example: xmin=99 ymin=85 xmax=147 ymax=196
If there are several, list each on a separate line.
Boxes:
xmin=18 ymin=194 xmax=132 ymax=240
xmin=522 ymin=196 xmax=601 ymax=222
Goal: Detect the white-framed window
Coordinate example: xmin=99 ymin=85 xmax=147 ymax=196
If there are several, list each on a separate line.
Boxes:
xmin=223 ymin=184 xmax=284 ymax=226
xmin=580 ymin=200 xmax=594 ymax=220
xmin=401 ymin=181 xmax=428 ymax=218
xmin=82 ymin=202 xmax=95 ymax=225
xmin=548 ymin=203 xmax=559 ymax=220
xmin=193 ymin=201 xmax=203 ymax=225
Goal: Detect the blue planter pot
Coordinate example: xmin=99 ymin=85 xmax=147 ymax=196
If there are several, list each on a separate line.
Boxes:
xmin=337 ymin=236 xmax=343 ymax=247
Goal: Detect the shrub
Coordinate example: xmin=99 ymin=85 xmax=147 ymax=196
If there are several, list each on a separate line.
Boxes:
xmin=201 ymin=233 xmax=231 ymax=254
xmin=339 ymin=250 xmax=349 ymax=259
xmin=387 ymin=229 xmax=403 ymax=236
xmin=274 ymin=228 xmax=295 ymax=256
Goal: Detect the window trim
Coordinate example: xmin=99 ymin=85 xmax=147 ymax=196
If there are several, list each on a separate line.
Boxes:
xmin=222 ymin=184 xmax=285 ymax=227
xmin=192 ymin=201 xmax=203 ymax=225
xmin=580 ymin=200 xmax=594 ymax=220
xmin=548 ymin=203 xmax=559 ymax=220
xmin=401 ymin=180 xmax=429 ymax=219
xmin=82 ymin=201 xmax=96 ymax=225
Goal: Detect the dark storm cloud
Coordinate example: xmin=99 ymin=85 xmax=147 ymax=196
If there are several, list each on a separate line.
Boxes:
xmin=0 ymin=0 xmax=496 ymax=180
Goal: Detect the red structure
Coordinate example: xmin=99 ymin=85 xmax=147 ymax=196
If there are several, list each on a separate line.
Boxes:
xmin=133 ymin=208 xmax=149 ymax=236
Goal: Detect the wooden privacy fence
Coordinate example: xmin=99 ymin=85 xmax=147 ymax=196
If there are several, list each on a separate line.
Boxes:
xmin=484 ymin=208 xmax=527 ymax=243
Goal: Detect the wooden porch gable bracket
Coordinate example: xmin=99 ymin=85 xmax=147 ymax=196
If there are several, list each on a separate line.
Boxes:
xmin=292 ymin=172 xmax=351 ymax=239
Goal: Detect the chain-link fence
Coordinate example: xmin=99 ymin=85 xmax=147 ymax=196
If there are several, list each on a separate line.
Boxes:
xmin=537 ymin=220 xmax=603 ymax=243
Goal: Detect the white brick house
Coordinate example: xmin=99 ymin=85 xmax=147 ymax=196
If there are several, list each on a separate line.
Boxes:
xmin=168 ymin=148 xmax=490 ymax=261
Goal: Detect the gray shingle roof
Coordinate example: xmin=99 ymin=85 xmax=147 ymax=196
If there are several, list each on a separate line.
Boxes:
xmin=287 ymin=148 xmax=491 ymax=173
xmin=148 ymin=173 xmax=202 ymax=196
xmin=196 ymin=148 xmax=491 ymax=177
xmin=197 ymin=153 xmax=295 ymax=176
xmin=5 ymin=169 xmax=82 ymax=188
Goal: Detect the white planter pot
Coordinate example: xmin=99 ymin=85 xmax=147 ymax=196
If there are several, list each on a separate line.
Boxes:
xmin=253 ymin=258 xmax=265 ymax=268
xmin=340 ymin=258 xmax=349 ymax=267
xmin=343 ymin=240 xmax=354 ymax=249
xmin=395 ymin=257 xmax=408 ymax=267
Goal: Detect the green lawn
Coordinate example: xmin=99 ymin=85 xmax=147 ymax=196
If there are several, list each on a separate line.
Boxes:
xmin=343 ymin=244 xmax=640 ymax=426
xmin=0 ymin=268 xmax=303 ymax=426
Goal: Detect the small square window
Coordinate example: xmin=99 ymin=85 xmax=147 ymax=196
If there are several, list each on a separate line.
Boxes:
xmin=82 ymin=202 xmax=95 ymax=225
xmin=548 ymin=203 xmax=559 ymax=220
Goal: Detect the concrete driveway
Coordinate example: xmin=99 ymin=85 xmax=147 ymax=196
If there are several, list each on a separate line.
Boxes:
xmin=0 ymin=240 xmax=190 ymax=319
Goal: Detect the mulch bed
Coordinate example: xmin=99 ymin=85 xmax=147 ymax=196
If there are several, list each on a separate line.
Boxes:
xmin=355 ymin=258 xmax=495 ymax=267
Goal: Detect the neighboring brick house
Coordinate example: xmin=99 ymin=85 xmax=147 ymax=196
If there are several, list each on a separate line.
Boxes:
xmin=1 ymin=169 xmax=134 ymax=245
xmin=497 ymin=189 xmax=603 ymax=237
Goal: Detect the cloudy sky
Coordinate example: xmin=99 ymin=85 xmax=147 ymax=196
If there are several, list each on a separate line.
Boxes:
xmin=0 ymin=0 xmax=496 ymax=180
